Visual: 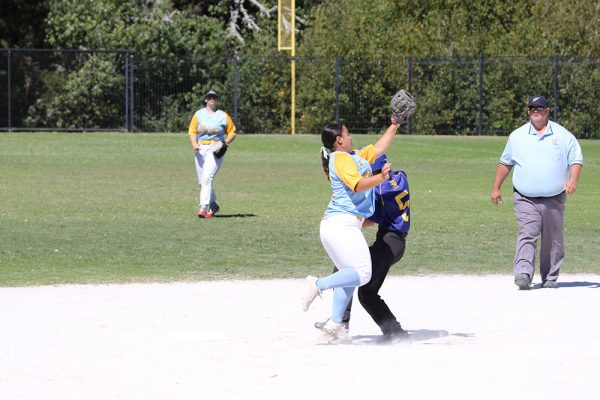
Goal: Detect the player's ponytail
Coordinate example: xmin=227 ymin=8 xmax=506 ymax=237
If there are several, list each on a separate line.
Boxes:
xmin=321 ymin=123 xmax=344 ymax=181
xmin=320 ymin=147 xmax=331 ymax=181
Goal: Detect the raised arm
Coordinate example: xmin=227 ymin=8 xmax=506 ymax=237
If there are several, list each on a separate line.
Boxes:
xmin=373 ymin=120 xmax=402 ymax=157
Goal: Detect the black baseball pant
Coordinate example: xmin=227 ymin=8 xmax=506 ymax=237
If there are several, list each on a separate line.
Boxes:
xmin=336 ymin=228 xmax=407 ymax=335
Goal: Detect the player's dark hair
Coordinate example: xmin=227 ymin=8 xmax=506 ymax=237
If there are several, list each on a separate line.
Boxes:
xmin=320 ymin=123 xmax=345 ymax=181
xmin=321 ymin=123 xmax=343 ymax=150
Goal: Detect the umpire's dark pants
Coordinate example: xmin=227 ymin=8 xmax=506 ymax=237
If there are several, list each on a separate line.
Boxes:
xmin=335 ymin=229 xmax=407 ymax=335
xmin=513 ymin=190 xmax=566 ymax=283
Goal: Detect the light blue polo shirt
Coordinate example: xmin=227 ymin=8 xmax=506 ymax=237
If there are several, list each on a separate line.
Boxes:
xmin=500 ymin=120 xmax=583 ymax=197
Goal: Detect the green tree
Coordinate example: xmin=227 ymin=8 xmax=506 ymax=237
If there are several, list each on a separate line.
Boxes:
xmin=25 ymin=54 xmax=124 ymax=129
xmin=296 ymin=0 xmax=600 ymax=135
xmin=25 ymin=0 xmax=231 ymax=130
xmin=45 ymin=0 xmax=228 ymax=56
xmin=0 ymin=0 xmax=50 ymax=48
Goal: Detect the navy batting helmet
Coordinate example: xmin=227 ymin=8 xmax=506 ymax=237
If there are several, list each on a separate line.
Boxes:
xmin=370 ymin=153 xmax=387 ymax=172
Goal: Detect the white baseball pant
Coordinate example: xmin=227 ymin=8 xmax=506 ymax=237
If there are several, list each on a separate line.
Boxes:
xmin=320 ymin=213 xmax=372 ymax=286
xmin=194 ymin=144 xmax=224 ymax=207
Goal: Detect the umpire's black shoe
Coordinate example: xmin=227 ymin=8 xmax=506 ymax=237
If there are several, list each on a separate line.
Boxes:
xmin=542 ymin=280 xmax=559 ymax=289
xmin=514 ymin=273 xmax=531 ymax=290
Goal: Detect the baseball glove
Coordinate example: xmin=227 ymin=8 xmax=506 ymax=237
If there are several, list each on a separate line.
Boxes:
xmin=390 ymin=89 xmax=416 ymax=123
xmin=212 ymin=141 xmax=228 ymax=158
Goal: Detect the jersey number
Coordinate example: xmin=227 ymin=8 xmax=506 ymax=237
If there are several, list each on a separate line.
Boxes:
xmin=395 ymin=190 xmax=409 ymax=210
xmin=395 ymin=190 xmax=410 ymax=222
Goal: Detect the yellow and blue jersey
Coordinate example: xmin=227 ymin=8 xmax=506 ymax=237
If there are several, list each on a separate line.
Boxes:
xmin=369 ymin=170 xmax=410 ymax=233
xmin=188 ymin=108 xmax=236 ymax=143
xmin=324 ymin=145 xmax=377 ymax=219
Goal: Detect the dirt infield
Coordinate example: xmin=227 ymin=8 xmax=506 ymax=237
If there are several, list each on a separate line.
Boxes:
xmin=1 ymin=275 xmax=599 ymax=400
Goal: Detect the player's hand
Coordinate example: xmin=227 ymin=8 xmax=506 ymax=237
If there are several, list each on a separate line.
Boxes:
xmin=564 ymin=180 xmax=577 ymax=195
xmin=362 ymin=219 xmax=375 ymax=228
xmin=490 ymin=188 xmax=502 ymax=204
xmin=381 ymin=162 xmax=392 ymax=180
xmin=391 ymin=114 xmax=405 ymax=126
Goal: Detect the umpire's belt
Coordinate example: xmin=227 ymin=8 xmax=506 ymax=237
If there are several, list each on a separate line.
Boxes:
xmin=513 ymin=187 xmax=564 ymax=199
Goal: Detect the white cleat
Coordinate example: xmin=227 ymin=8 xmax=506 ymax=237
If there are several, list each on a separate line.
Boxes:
xmin=321 ymin=319 xmax=351 ymax=344
xmin=302 ymin=275 xmax=321 ymax=311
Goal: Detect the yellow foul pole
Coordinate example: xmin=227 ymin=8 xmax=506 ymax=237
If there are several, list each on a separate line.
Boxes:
xmin=278 ymin=0 xmax=296 ymax=135
xmin=290 ymin=0 xmax=296 ymax=135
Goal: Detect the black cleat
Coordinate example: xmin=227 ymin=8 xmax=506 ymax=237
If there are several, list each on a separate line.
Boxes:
xmin=383 ymin=327 xmax=410 ymax=343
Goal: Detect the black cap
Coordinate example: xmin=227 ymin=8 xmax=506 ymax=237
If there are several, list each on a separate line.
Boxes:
xmin=204 ymin=89 xmax=219 ymax=99
xmin=527 ymin=95 xmax=548 ymax=108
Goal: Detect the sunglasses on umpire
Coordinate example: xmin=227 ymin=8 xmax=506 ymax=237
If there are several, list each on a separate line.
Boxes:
xmin=528 ymin=106 xmax=546 ymax=111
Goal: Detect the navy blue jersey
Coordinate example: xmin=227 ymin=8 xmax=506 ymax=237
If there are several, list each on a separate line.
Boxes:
xmin=369 ymin=170 xmax=410 ymax=232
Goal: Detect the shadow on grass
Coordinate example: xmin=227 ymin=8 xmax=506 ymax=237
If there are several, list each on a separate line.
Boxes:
xmin=212 ymin=213 xmax=257 ymax=218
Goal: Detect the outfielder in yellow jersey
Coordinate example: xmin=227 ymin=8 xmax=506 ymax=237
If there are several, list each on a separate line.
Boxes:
xmin=301 ymin=119 xmax=402 ymax=343
xmin=188 ymin=89 xmax=236 ymax=218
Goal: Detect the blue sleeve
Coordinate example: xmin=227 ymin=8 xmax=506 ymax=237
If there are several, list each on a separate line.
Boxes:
xmin=499 ymin=137 xmax=514 ymax=165
xmin=567 ymin=135 xmax=583 ymax=166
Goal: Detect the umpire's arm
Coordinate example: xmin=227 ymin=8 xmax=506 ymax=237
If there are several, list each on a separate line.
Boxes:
xmin=491 ymin=163 xmax=512 ymax=204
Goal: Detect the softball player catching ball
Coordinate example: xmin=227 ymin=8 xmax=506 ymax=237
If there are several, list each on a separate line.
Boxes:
xmin=316 ymin=153 xmax=411 ymax=342
xmin=302 ymin=118 xmax=401 ymax=343
xmin=187 ymin=89 xmax=236 ymax=218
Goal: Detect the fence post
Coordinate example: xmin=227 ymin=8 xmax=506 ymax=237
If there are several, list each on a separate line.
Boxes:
xmin=407 ymin=56 xmax=413 ymax=135
xmin=233 ymin=54 xmax=239 ymax=127
xmin=553 ymin=55 xmax=559 ymax=122
xmin=129 ymin=53 xmax=135 ymax=131
xmin=478 ymin=55 xmax=484 ymax=135
xmin=125 ymin=51 xmax=129 ymax=132
xmin=335 ymin=56 xmax=340 ymax=124
xmin=7 ymin=49 xmax=11 ymax=131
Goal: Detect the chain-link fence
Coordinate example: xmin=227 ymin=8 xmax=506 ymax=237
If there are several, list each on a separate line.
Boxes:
xmin=2 ymin=49 xmax=600 ymax=137
xmin=0 ymin=49 xmax=130 ymax=131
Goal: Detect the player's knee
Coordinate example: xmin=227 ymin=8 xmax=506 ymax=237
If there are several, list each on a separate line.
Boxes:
xmin=358 ymin=289 xmax=379 ymax=305
xmin=357 ymin=269 xmax=372 ymax=286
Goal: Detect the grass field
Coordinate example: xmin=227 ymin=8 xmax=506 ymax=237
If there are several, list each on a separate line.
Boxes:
xmin=1 ymin=132 xmax=599 ymax=286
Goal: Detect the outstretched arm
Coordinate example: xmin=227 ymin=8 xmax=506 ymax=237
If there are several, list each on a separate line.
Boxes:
xmin=373 ymin=122 xmax=401 ymax=157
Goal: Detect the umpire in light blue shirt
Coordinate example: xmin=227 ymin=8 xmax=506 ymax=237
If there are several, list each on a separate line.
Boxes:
xmin=491 ymin=95 xmax=583 ymax=290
